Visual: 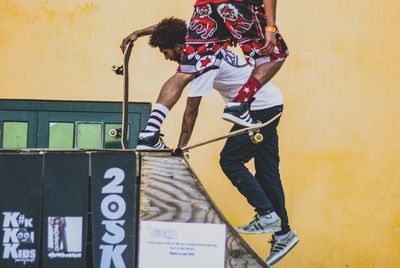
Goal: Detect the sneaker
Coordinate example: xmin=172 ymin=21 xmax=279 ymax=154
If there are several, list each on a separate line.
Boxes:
xmin=222 ymin=101 xmax=262 ymax=127
xmin=136 ymin=131 xmax=169 ymax=150
xmin=266 ymin=231 xmax=299 ymax=266
xmin=236 ymin=213 xmax=281 ymax=234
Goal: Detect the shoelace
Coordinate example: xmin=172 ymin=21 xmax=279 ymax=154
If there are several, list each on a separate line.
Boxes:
xmin=159 ymin=133 xmax=167 ymax=148
xmin=268 ymin=238 xmax=286 ymax=253
xmin=268 ymin=239 xmax=279 ymax=253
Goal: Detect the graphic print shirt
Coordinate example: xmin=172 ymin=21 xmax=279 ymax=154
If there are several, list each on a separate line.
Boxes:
xmin=188 ymin=52 xmax=283 ymax=111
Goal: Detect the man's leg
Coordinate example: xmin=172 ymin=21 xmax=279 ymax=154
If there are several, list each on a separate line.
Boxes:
xmin=137 ymin=72 xmax=194 ymax=150
xmin=156 ymin=73 xmax=195 ymax=109
xmin=251 ymin=60 xmax=284 ymax=86
xmin=217 ymin=2 xmax=288 ymax=126
xmin=231 ymin=60 xmax=284 ymax=103
xmin=219 ymin=125 xmax=281 ymax=234
xmin=222 ymin=56 xmax=285 ymax=127
xmin=252 ymin=106 xmax=290 ymax=235
xmin=252 ymin=106 xmax=299 ymax=265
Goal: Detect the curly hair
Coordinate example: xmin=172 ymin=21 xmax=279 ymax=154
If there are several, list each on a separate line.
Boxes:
xmin=149 ymin=17 xmax=187 ymax=49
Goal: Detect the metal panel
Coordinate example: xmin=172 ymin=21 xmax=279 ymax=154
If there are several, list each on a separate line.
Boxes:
xmin=90 ymin=151 xmax=137 ymax=268
xmin=41 ymin=152 xmax=89 ymax=268
xmin=0 ymin=154 xmax=43 ymax=268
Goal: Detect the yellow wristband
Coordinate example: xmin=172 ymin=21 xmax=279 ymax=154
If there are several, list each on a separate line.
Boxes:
xmin=265 ymin=26 xmax=278 ymax=33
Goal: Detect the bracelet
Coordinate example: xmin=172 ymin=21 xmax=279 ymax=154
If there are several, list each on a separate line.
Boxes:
xmin=265 ymin=26 xmax=278 ymax=33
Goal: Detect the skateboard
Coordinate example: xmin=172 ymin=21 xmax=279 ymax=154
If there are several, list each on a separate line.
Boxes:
xmin=121 ymin=44 xmax=133 ymax=149
xmin=182 ymin=112 xmax=282 ymax=151
xmin=112 ymin=43 xmax=132 ymax=149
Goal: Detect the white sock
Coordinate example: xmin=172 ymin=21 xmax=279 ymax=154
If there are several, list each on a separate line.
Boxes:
xmin=259 ymin=211 xmax=280 ymax=221
xmin=226 ymin=101 xmax=241 ymax=107
xmin=275 ymin=231 xmax=291 ymax=241
xmin=139 ymin=131 xmax=155 ymax=138
xmin=144 ymin=103 xmax=170 ymax=132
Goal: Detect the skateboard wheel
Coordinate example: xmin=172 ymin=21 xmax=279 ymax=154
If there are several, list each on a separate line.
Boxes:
xmin=111 ymin=65 xmax=124 ymax=75
xmin=251 ymin=133 xmax=263 ymax=144
xmin=109 ymin=128 xmax=122 ymax=139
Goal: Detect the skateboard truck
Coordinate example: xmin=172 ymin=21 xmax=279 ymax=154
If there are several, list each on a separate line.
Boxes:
xmin=109 ymin=128 xmax=122 ymax=139
xmin=111 ymin=65 xmax=123 ymax=75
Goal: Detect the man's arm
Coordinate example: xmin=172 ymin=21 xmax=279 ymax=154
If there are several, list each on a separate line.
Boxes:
xmin=259 ymin=0 xmax=277 ymax=55
xmin=177 ymin=97 xmax=202 ymax=148
xmin=120 ymin=24 xmax=157 ymax=52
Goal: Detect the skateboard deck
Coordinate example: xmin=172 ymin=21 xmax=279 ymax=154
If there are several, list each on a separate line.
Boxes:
xmin=121 ymin=43 xmax=132 ymax=149
xmin=182 ymin=112 xmax=282 ymax=151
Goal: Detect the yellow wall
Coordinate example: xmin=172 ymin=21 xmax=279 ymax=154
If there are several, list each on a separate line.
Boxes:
xmin=1 ymin=0 xmax=399 ymax=267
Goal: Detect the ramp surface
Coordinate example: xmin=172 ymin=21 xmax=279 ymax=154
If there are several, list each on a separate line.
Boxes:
xmin=138 ymin=151 xmax=269 ymax=268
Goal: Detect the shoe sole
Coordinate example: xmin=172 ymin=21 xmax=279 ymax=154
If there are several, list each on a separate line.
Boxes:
xmin=236 ymin=226 xmax=282 ymax=234
xmin=266 ymin=236 xmax=299 ymax=266
xmin=136 ymin=145 xmax=169 ymax=150
xmin=222 ymin=113 xmax=262 ymax=128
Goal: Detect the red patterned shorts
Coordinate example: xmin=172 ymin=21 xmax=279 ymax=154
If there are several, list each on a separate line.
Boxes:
xmin=179 ymin=1 xmax=288 ymax=74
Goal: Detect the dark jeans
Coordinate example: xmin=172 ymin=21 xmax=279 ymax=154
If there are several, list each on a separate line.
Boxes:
xmin=219 ymin=105 xmax=290 ymax=234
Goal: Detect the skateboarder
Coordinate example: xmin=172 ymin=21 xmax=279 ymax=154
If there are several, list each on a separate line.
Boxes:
xmin=121 ymin=17 xmax=298 ymax=265
xmin=120 ymin=0 xmax=288 ymax=148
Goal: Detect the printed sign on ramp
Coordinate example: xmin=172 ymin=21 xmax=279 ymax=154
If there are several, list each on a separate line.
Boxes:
xmin=139 ymin=221 xmax=226 ymax=268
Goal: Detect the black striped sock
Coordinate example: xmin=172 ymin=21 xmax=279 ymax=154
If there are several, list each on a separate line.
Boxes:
xmin=144 ymin=103 xmax=170 ymax=132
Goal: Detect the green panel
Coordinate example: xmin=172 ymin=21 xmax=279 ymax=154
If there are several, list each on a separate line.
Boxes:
xmin=0 ymin=100 xmax=151 ymax=114
xmin=2 ymin=122 xmax=28 ymax=148
xmin=76 ymin=123 xmax=103 ymax=149
xmin=1 ymin=100 xmax=149 ymax=149
xmin=0 ymin=110 xmax=37 ymax=148
xmin=49 ymin=122 xmax=74 ymax=149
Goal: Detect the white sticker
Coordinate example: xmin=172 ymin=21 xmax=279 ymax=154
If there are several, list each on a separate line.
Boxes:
xmin=47 ymin=217 xmax=83 ymax=259
xmin=139 ymin=221 xmax=226 ymax=268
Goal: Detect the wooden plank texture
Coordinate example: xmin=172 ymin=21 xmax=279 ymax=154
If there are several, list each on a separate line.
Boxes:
xmin=139 ymin=153 xmax=269 ymax=268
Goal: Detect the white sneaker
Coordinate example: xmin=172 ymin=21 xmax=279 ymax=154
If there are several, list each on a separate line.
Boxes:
xmin=266 ymin=231 xmax=299 ymax=266
xmin=236 ymin=213 xmax=281 ymax=234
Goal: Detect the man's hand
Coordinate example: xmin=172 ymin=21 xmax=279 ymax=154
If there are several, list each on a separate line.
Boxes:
xmin=259 ymin=31 xmax=276 ymax=56
xmin=172 ymin=148 xmax=189 ymax=158
xmin=120 ymin=32 xmax=138 ymax=53
xmin=120 ymin=25 xmax=157 ymax=53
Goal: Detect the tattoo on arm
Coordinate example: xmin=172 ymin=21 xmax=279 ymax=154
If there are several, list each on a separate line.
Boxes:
xmin=178 ymin=98 xmax=201 ymax=148
xmin=178 ymin=109 xmax=198 ymax=148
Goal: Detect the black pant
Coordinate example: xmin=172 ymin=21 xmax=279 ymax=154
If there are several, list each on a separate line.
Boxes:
xmin=219 ymin=105 xmax=290 ymax=234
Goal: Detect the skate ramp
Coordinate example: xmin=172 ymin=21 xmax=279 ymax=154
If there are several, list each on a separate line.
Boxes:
xmin=138 ymin=151 xmax=269 ymax=268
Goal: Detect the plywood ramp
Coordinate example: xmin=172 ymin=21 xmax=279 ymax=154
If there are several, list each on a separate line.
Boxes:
xmin=138 ymin=151 xmax=269 ymax=268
